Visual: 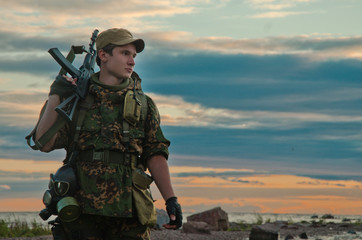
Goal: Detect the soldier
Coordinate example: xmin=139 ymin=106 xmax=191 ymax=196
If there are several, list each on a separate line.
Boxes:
xmin=32 ymin=28 xmax=182 ymax=239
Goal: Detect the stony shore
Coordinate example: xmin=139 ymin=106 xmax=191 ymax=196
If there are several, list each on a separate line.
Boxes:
xmin=1 ymin=222 xmax=361 ymax=240
xmin=150 ymin=222 xmax=362 ymax=240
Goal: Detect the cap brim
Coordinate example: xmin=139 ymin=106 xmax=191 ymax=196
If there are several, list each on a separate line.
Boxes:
xmin=111 ymin=38 xmax=145 ymax=53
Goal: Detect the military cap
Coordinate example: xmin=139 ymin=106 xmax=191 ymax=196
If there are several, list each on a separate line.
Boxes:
xmin=96 ymin=28 xmax=145 ymax=53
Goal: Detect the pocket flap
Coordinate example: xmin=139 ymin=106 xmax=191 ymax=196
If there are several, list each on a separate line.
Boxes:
xmin=132 ymin=169 xmax=153 ymax=190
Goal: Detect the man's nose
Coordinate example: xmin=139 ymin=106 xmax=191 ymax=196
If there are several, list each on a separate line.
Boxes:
xmin=128 ymin=57 xmax=135 ymax=66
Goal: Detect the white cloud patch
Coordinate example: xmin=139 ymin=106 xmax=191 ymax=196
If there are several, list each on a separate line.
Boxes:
xmin=144 ymin=32 xmax=362 ymax=60
xmin=150 ymin=93 xmax=362 ymax=130
xmin=247 ymin=0 xmax=313 ymax=10
xmin=249 ymin=11 xmax=311 ymax=18
xmin=246 ymin=0 xmax=315 ymax=18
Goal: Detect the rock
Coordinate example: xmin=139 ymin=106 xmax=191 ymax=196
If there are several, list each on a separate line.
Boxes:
xmin=339 ymin=223 xmax=351 ymax=228
xmin=321 ymin=214 xmax=334 ymax=219
xmin=187 ymin=206 xmax=229 ymax=231
xmin=156 ymin=209 xmax=169 ymax=228
xmin=284 ymin=233 xmax=294 ymax=239
xmin=228 ymin=221 xmax=242 ymax=231
xmin=182 ymin=221 xmax=211 ymax=234
xmin=274 ymin=221 xmax=288 ymax=228
xmin=311 ymin=214 xmax=318 ymax=219
xmin=249 ymin=224 xmax=279 ymax=240
xmin=299 ymin=232 xmax=308 ymax=239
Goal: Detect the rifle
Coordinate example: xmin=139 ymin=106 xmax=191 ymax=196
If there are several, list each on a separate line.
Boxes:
xmin=48 ymin=29 xmax=99 ymax=122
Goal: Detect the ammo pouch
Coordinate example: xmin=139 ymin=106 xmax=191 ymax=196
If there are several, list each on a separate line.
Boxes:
xmin=132 ymin=168 xmax=156 ymax=226
xmin=123 ymin=90 xmax=141 ymax=126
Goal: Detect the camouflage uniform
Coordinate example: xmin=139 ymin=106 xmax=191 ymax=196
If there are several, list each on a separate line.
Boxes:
xmin=53 ymin=72 xmax=170 ymax=239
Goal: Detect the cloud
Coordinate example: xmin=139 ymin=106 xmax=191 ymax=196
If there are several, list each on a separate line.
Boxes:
xmin=0 ymin=185 xmax=11 ymax=190
xmin=0 ymin=159 xmax=61 ymax=174
xmin=0 ymin=0 xmax=213 ymax=35
xmin=143 ymin=32 xmax=362 ymax=60
xmin=245 ymin=0 xmax=316 ymax=19
xmin=246 ymin=0 xmax=314 ymax=12
xmin=249 ymin=11 xmax=311 ymax=18
xmin=0 ymin=90 xmax=46 ymax=127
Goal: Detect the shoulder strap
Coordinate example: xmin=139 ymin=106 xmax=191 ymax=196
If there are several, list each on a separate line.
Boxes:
xmin=137 ymin=90 xmax=148 ymax=124
xmin=73 ymin=94 xmax=94 ymax=143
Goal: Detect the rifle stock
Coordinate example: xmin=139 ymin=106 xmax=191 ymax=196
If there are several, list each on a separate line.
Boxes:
xmin=50 ymin=29 xmax=99 ymax=123
xmin=48 ymin=48 xmax=81 ymax=77
xmin=55 ymin=94 xmax=80 ymax=122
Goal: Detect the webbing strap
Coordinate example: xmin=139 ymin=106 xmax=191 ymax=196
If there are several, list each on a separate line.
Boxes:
xmin=73 ymin=94 xmax=94 ymax=143
xmin=138 ymin=91 xmax=148 ymax=124
xmin=78 ymin=150 xmax=137 ymax=167
xmin=59 ymin=46 xmax=83 ymax=76
xmin=122 ymin=120 xmax=131 ymax=166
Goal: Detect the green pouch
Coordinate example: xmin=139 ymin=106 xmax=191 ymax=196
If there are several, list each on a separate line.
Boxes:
xmin=123 ymin=90 xmax=141 ymax=126
xmin=132 ymin=168 xmax=156 ymax=226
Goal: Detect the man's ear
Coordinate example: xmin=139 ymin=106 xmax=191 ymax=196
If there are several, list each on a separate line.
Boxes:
xmin=98 ymin=49 xmax=108 ymax=63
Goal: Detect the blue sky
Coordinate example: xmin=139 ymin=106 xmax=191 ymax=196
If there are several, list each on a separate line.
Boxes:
xmin=0 ymin=0 xmax=361 ymax=214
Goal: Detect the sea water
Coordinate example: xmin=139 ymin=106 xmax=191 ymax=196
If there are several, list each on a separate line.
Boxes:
xmin=0 ymin=211 xmax=361 ymax=225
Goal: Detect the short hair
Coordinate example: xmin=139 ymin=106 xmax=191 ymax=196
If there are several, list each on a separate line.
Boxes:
xmin=96 ymin=44 xmax=118 ymax=66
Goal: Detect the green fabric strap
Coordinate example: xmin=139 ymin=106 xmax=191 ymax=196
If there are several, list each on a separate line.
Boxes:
xmin=122 ymin=119 xmax=131 ymax=166
xmin=59 ymin=45 xmax=82 ymax=75
xmin=139 ymin=91 xmax=148 ymax=123
xmin=26 ymin=117 xmax=67 ymax=150
xmin=73 ymin=94 xmax=94 ymax=143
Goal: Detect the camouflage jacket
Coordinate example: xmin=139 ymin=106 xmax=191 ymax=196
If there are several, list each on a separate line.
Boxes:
xmin=53 ymin=72 xmax=170 ymax=218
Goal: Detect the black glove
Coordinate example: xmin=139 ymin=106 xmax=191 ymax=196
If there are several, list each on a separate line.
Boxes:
xmin=49 ymin=74 xmax=75 ymax=99
xmin=165 ymin=196 xmax=182 ymax=229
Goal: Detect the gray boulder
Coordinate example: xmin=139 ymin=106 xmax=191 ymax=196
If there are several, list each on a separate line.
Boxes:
xmin=182 ymin=221 xmax=211 ymax=234
xmin=186 ymin=206 xmax=229 ymax=231
xmin=249 ymin=223 xmax=280 ymax=240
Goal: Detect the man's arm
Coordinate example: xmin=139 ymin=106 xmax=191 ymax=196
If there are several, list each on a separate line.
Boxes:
xmin=147 ymin=155 xmax=175 ymax=200
xmin=35 ymin=94 xmax=61 ymax=152
xmin=147 ymin=154 xmax=182 ymax=229
xmin=34 ymin=75 xmax=77 ymax=152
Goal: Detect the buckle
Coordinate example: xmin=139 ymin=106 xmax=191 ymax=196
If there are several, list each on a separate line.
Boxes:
xmin=93 ymin=151 xmax=104 ymax=161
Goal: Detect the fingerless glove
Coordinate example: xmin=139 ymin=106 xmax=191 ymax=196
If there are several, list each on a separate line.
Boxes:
xmin=165 ymin=196 xmax=183 ymax=229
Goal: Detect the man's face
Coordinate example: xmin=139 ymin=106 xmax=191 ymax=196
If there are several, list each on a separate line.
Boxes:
xmin=101 ymin=44 xmax=137 ymax=79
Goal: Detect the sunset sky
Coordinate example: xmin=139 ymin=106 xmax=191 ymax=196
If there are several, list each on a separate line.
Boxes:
xmin=0 ymin=0 xmax=362 ymax=216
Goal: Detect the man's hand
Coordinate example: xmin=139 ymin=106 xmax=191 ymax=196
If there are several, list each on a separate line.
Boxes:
xmin=163 ymin=196 xmax=182 ymax=229
xmin=49 ymin=74 xmax=77 ymax=99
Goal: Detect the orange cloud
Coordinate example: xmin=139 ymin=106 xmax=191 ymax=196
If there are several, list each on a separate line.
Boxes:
xmin=1 ymin=164 xmax=361 ymax=215
xmin=0 ymin=198 xmax=43 ymax=212
xmin=151 ymin=166 xmax=362 ymax=215
xmin=0 ymin=159 xmax=61 ymax=174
